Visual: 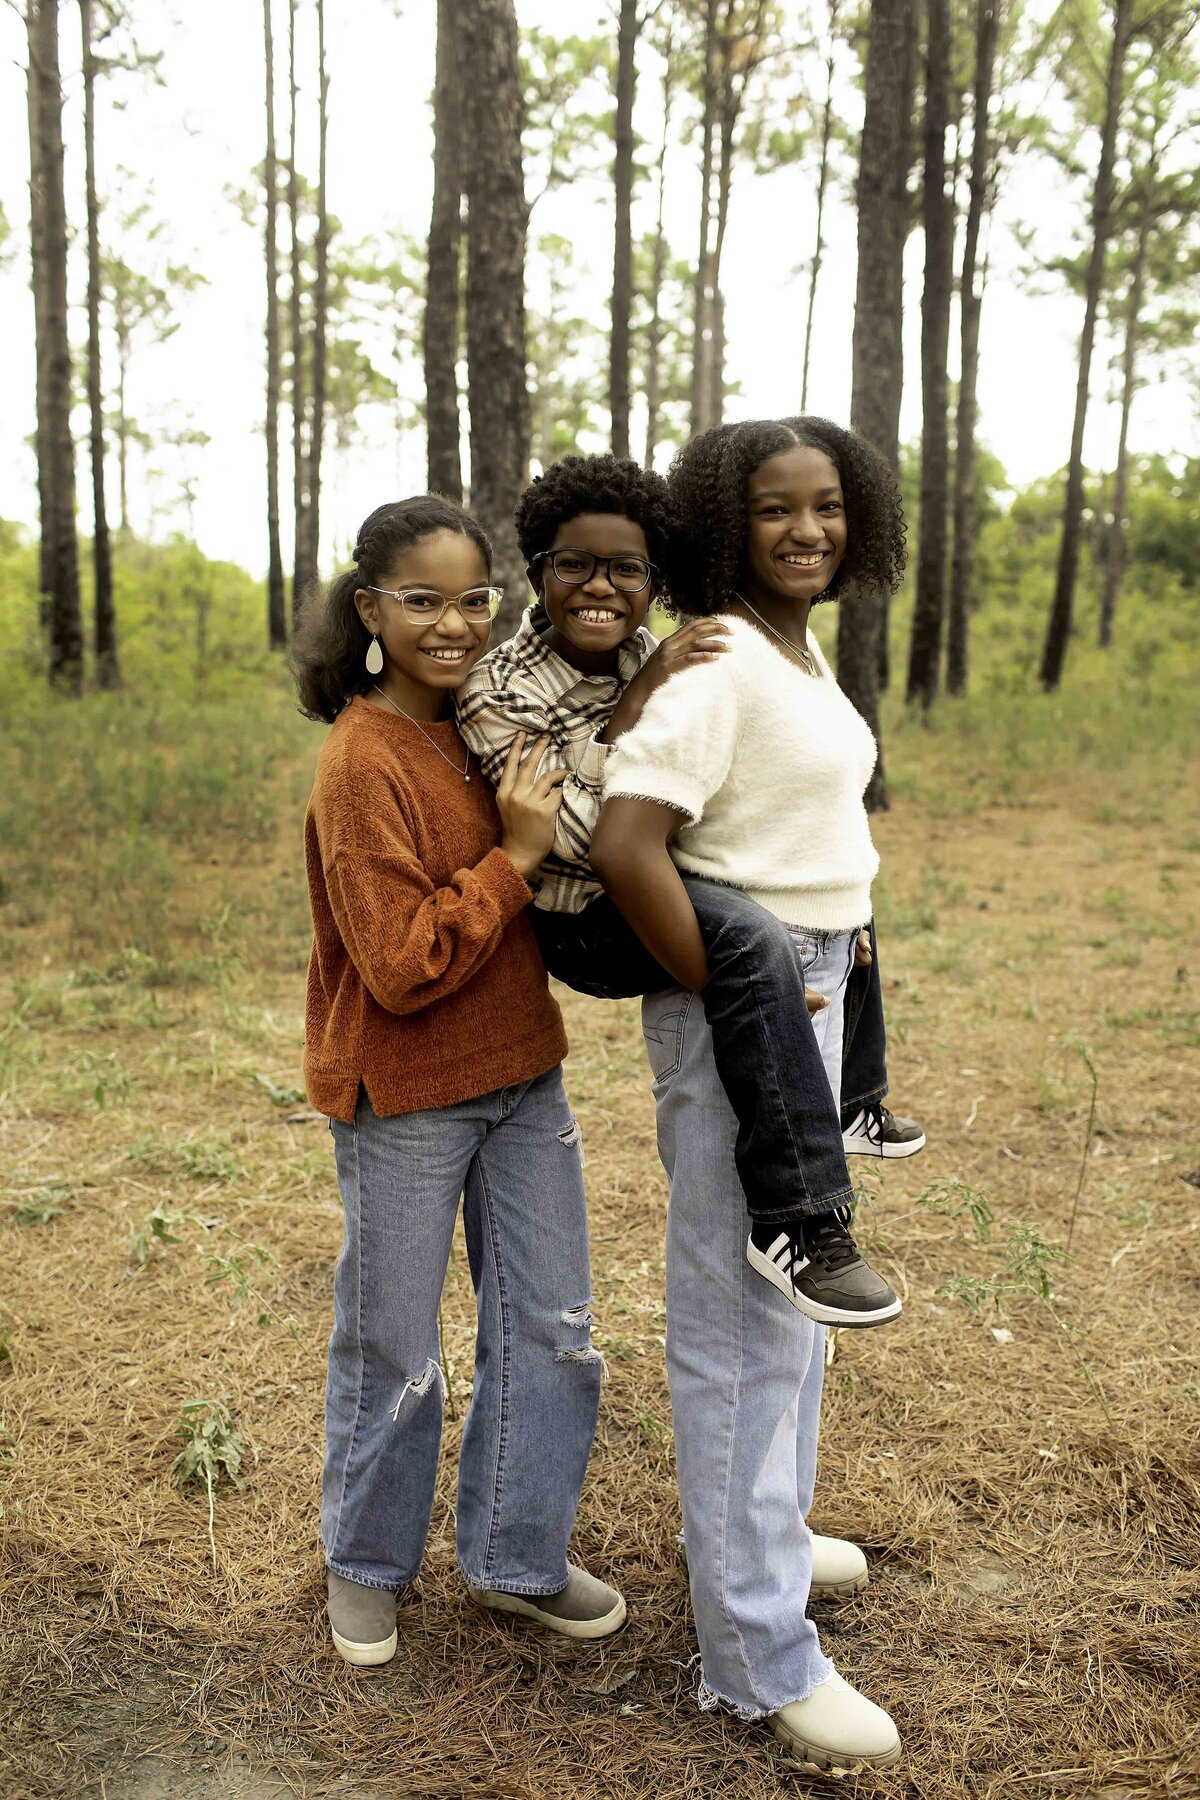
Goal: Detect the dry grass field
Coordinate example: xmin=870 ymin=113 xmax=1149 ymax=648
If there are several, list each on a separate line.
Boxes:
xmin=1 ymin=674 xmax=1198 ymax=1799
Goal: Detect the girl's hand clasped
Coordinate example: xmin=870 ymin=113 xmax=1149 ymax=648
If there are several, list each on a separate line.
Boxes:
xmin=497 ymin=733 xmax=567 ymax=879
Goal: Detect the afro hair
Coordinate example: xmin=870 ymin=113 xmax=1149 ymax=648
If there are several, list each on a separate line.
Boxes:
xmin=514 ymin=453 xmax=674 ymax=572
xmin=666 ymin=417 xmax=907 ymax=617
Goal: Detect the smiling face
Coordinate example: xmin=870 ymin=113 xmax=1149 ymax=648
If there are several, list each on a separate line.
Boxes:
xmin=533 ymin=512 xmax=658 ymax=673
xmin=743 ymin=446 xmax=848 ymax=611
xmin=354 ymin=528 xmax=492 ymax=717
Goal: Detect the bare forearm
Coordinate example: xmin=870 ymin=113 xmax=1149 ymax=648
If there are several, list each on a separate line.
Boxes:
xmin=591 ymin=822 xmax=708 ymax=991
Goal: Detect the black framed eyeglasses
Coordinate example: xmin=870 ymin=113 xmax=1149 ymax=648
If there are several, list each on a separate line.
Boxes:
xmin=367 ymin=584 xmax=504 ymax=625
xmin=530 ymin=549 xmax=657 ymax=594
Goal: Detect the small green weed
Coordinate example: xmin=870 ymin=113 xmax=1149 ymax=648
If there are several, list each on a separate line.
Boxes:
xmin=128 ymin=1206 xmax=191 ymax=1268
xmin=918 ymin=1177 xmax=994 ymax=1243
xmin=254 ymin=1074 xmax=306 ymax=1107
xmin=170 ymin=1395 xmax=246 ymax=1569
xmin=9 ymin=1189 xmax=70 ymax=1227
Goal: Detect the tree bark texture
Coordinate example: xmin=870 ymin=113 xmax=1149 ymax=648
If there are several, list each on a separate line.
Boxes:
xmin=690 ymin=0 xmax=719 ymax=435
xmin=946 ymin=0 xmax=999 ymax=696
xmin=27 ymin=0 xmax=83 ymax=692
xmin=81 ymin=0 xmax=117 ymax=688
xmin=906 ymin=0 xmax=955 ymax=710
xmin=425 ymin=0 xmax=464 ymax=501
xmin=305 ymin=0 xmax=328 ymax=587
xmin=802 ymin=0 xmax=841 ymax=412
xmin=643 ymin=24 xmax=675 ymax=468
xmin=1040 ymin=0 xmax=1134 ymax=689
xmin=1099 ymin=180 xmax=1150 ymax=649
xmin=461 ymin=0 xmax=530 ymax=640
xmin=288 ymin=0 xmax=313 ymax=621
xmin=843 ymin=0 xmax=916 ymax=808
xmin=610 ymin=0 xmax=638 ymax=459
xmin=264 ymin=0 xmax=287 ymax=648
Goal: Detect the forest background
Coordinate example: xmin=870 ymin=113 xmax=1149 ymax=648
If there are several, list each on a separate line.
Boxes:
xmin=2 ymin=1 xmax=1199 ymax=1797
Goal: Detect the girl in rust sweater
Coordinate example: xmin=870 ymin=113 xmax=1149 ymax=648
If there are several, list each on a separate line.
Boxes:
xmin=293 ymin=496 xmax=625 ymax=1668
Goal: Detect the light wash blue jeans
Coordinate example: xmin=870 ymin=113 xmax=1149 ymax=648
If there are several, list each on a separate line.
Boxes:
xmin=321 ymin=1066 xmax=603 ymax=1594
xmin=643 ymin=926 xmax=859 ymax=1717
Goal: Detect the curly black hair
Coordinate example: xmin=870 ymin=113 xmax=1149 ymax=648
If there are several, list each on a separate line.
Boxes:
xmin=666 ymin=417 xmax=907 ymax=617
xmin=291 ymin=495 xmax=492 ymax=723
xmin=514 ymin=453 xmax=674 ymax=572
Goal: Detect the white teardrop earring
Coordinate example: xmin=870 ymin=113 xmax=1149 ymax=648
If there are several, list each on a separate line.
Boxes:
xmin=365 ymin=634 xmax=384 ymax=676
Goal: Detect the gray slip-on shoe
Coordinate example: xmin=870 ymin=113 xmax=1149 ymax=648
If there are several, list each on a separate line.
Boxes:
xmin=327 ymin=1569 xmax=398 ymax=1667
xmin=468 ymin=1562 xmax=627 ymax=1640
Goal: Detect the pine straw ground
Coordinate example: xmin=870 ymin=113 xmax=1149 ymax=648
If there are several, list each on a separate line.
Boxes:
xmin=1 ymin=701 xmax=1199 ymax=1800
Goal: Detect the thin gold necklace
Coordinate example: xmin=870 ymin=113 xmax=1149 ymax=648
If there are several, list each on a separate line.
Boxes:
xmin=372 ymin=685 xmax=471 ymax=782
xmin=734 ymin=595 xmax=818 ymax=676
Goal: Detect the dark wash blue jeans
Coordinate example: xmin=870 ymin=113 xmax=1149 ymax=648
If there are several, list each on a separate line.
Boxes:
xmin=532 ymin=881 xmax=888 ymax=1224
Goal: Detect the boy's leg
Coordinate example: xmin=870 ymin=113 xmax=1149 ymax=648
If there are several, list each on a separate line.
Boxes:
xmin=456 ymin=1066 xmax=605 ymax=1594
xmin=530 ymin=894 xmax=670 ymax=1001
xmin=322 ymin=1093 xmax=482 ymax=1592
xmin=682 ymin=877 xmax=853 ymax=1224
xmin=840 ymin=919 xmax=926 ymax=1159
xmin=840 ymin=917 xmax=887 ymax=1117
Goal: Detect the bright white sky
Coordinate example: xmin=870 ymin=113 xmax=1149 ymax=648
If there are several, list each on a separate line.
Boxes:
xmin=0 ymin=0 xmax=1195 ymax=577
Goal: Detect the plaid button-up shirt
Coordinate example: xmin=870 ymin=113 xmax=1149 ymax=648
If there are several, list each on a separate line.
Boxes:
xmin=456 ymin=605 xmax=657 ymax=914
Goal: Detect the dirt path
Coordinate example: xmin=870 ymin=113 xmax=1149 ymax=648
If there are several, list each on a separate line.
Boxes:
xmin=2 ymin=776 xmax=1198 ymax=1799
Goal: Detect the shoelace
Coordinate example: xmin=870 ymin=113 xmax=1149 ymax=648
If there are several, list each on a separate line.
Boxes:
xmin=799 ymin=1206 xmax=861 ymax=1274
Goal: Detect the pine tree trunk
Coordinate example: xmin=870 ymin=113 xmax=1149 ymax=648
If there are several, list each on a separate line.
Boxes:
xmin=946 ymin=0 xmax=998 ymax=697
xmin=1099 ymin=183 xmax=1150 ymax=649
xmin=287 ymin=0 xmax=311 ymax=621
xmin=643 ymin=27 xmax=675 ymax=469
xmin=610 ymin=0 xmax=638 ymax=459
xmin=801 ymin=0 xmax=841 ymax=412
xmin=689 ymin=0 xmax=718 ymax=434
xmin=461 ymin=0 xmax=530 ymax=640
xmin=305 ymin=0 xmax=328 ymax=587
xmin=842 ymin=0 xmax=916 ymax=808
xmin=906 ymin=0 xmax=955 ymax=710
xmin=27 ymin=0 xmax=83 ymax=693
xmin=81 ymin=0 xmax=117 ymax=688
xmin=1040 ymin=0 xmax=1134 ymax=690
xmin=264 ymin=0 xmax=287 ymax=648
xmin=425 ymin=0 xmax=464 ymax=500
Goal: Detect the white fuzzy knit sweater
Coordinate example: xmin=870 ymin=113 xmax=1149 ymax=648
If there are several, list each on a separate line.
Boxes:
xmin=603 ymin=613 xmax=880 ymax=931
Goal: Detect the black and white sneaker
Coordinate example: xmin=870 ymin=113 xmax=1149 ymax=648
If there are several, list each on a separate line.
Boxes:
xmin=746 ymin=1210 xmax=902 ymax=1328
xmin=842 ymin=1102 xmax=926 ymax=1159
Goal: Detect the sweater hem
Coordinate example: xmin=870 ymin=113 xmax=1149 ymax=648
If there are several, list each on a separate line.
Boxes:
xmin=305 ymin=1026 xmax=568 ymax=1123
xmin=741 ymin=883 xmax=874 ymax=933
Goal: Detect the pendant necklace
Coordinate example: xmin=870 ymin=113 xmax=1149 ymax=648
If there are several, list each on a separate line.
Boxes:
xmin=372 ymin=686 xmax=471 ymax=782
xmin=734 ymin=595 xmax=818 ymax=677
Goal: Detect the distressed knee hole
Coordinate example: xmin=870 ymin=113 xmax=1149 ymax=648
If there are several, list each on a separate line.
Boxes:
xmin=557 ymin=1116 xmax=585 ymax=1163
xmin=556 ymin=1300 xmax=607 ymax=1379
xmin=389 ymin=1357 xmax=447 ymax=1422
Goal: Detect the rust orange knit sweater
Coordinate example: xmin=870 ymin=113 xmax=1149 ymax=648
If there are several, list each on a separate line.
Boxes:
xmin=303 ymin=696 xmax=567 ymax=1120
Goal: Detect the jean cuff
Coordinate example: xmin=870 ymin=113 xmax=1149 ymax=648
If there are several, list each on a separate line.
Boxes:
xmin=747 ymin=1181 xmax=856 ymax=1225
xmin=324 ymin=1556 xmax=409 ymax=1593
xmin=840 ymin=1082 xmax=887 ymax=1120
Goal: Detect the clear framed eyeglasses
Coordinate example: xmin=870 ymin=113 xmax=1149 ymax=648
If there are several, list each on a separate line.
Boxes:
xmin=367 ymin=585 xmax=504 ymax=626
xmin=530 ymin=550 xmax=657 ymax=594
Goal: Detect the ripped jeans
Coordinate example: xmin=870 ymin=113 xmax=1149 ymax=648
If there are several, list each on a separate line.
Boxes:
xmin=321 ymin=1066 xmax=602 ymax=1594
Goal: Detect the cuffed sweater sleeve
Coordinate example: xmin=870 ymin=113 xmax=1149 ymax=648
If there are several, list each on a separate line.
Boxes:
xmin=602 ymin=652 xmax=741 ymax=823
xmin=323 ymin=842 xmax=532 ymax=1016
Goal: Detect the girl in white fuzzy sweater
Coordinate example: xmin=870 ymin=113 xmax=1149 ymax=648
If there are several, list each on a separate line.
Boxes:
xmin=590 ymin=418 xmax=908 ymax=1774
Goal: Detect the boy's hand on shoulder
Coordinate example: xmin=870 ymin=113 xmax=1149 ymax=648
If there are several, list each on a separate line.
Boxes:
xmin=601 ymin=620 xmax=732 ymax=744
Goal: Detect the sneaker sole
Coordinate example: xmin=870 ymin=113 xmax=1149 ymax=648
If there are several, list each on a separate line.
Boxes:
xmin=330 ymin=1624 xmax=398 ymax=1667
xmin=468 ymin=1587 xmax=628 ymax=1640
xmin=746 ymin=1242 xmax=903 ymax=1328
xmin=770 ymin=1714 xmax=902 ymax=1773
xmin=843 ymin=1130 xmax=927 ymax=1159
